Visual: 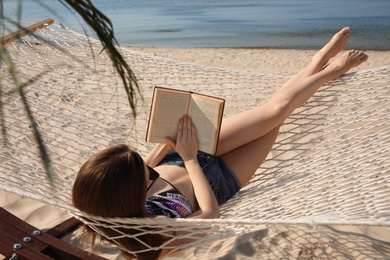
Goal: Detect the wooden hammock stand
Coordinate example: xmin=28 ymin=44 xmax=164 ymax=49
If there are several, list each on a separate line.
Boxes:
xmin=1 ymin=18 xmax=54 ymax=45
xmin=0 ymin=207 xmax=105 ymax=260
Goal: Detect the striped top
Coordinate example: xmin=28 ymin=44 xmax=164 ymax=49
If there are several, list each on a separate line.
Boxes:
xmin=145 ymin=188 xmax=193 ymax=218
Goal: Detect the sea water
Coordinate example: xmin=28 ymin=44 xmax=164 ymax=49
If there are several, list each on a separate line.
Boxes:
xmin=2 ymin=0 xmax=390 ymax=49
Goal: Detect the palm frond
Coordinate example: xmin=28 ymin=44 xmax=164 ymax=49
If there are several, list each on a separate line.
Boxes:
xmin=1 ymin=0 xmax=140 ymax=191
xmin=61 ymin=0 xmax=141 ymax=118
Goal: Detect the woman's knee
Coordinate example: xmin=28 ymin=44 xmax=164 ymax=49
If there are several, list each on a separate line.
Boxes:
xmin=267 ymin=100 xmax=292 ymax=123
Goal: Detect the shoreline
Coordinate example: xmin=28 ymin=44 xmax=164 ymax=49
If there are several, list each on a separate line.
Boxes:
xmin=127 ymin=47 xmax=390 ymax=75
xmin=128 ymin=45 xmax=390 ymax=51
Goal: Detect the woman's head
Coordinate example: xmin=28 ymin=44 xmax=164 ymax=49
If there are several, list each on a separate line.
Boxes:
xmin=72 ymin=144 xmax=147 ymax=218
xmin=72 ymin=144 xmax=163 ymax=259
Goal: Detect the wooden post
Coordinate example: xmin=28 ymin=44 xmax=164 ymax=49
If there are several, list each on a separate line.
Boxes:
xmin=0 ymin=207 xmax=106 ymax=260
xmin=1 ymin=18 xmax=55 ymax=45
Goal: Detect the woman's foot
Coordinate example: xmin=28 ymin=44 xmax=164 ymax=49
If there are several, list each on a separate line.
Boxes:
xmin=313 ymin=27 xmax=351 ymax=67
xmin=324 ymin=50 xmax=368 ymax=78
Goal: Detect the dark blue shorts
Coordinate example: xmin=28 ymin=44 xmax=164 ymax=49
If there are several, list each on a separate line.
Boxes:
xmin=158 ymin=151 xmax=241 ymax=205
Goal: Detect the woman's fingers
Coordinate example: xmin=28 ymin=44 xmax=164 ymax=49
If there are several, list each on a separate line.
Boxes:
xmin=179 ymin=115 xmax=192 ymax=138
xmin=177 ymin=117 xmax=184 ymax=139
xmin=183 ymin=116 xmax=188 ymax=138
xmin=185 ymin=116 xmax=192 ymax=136
xmin=171 ymin=116 xmax=199 ymax=161
xmin=188 ymin=116 xmax=192 ymax=131
xmin=176 ymin=115 xmax=197 ymax=141
xmin=191 ymin=122 xmax=197 ymax=138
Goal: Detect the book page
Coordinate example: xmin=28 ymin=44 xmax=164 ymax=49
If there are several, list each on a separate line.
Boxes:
xmin=147 ymin=88 xmax=190 ymax=143
xmin=189 ymin=94 xmax=224 ymax=154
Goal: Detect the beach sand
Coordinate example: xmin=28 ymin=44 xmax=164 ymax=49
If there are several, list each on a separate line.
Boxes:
xmin=1 ymin=47 xmax=389 ymax=259
xmin=128 ymin=47 xmax=390 ymax=75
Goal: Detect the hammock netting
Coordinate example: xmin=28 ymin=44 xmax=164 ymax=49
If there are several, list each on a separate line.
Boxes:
xmin=1 ymin=21 xmax=389 ymax=258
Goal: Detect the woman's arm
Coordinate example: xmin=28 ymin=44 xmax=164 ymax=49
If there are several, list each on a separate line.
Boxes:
xmin=144 ymin=143 xmax=172 ymax=168
xmin=167 ymin=116 xmax=220 ymax=219
xmin=184 ymin=159 xmax=220 ymax=218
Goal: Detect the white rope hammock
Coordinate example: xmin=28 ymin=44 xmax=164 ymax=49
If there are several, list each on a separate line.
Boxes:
xmin=1 ymin=22 xmax=389 ymax=259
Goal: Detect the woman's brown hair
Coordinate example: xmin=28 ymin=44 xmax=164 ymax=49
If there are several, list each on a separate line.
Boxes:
xmin=72 ymin=144 xmax=162 ymax=259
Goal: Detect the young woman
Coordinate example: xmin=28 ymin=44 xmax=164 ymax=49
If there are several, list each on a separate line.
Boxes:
xmin=72 ymin=27 xmax=368 ymax=259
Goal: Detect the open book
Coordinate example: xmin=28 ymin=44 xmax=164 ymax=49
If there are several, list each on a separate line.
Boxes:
xmin=146 ymin=86 xmax=225 ymax=155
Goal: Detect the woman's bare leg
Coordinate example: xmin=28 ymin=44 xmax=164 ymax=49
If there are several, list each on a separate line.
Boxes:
xmin=285 ymin=27 xmax=350 ymax=83
xmin=216 ymin=28 xmax=351 ymax=157
xmin=218 ymin=50 xmax=368 ymax=188
xmin=221 ymin=125 xmax=281 ymax=187
xmin=216 ymin=42 xmax=367 ymax=156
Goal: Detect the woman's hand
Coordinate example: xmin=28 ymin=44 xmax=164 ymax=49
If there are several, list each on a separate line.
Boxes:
xmin=166 ymin=115 xmax=199 ymax=162
xmin=144 ymin=143 xmax=174 ymax=167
